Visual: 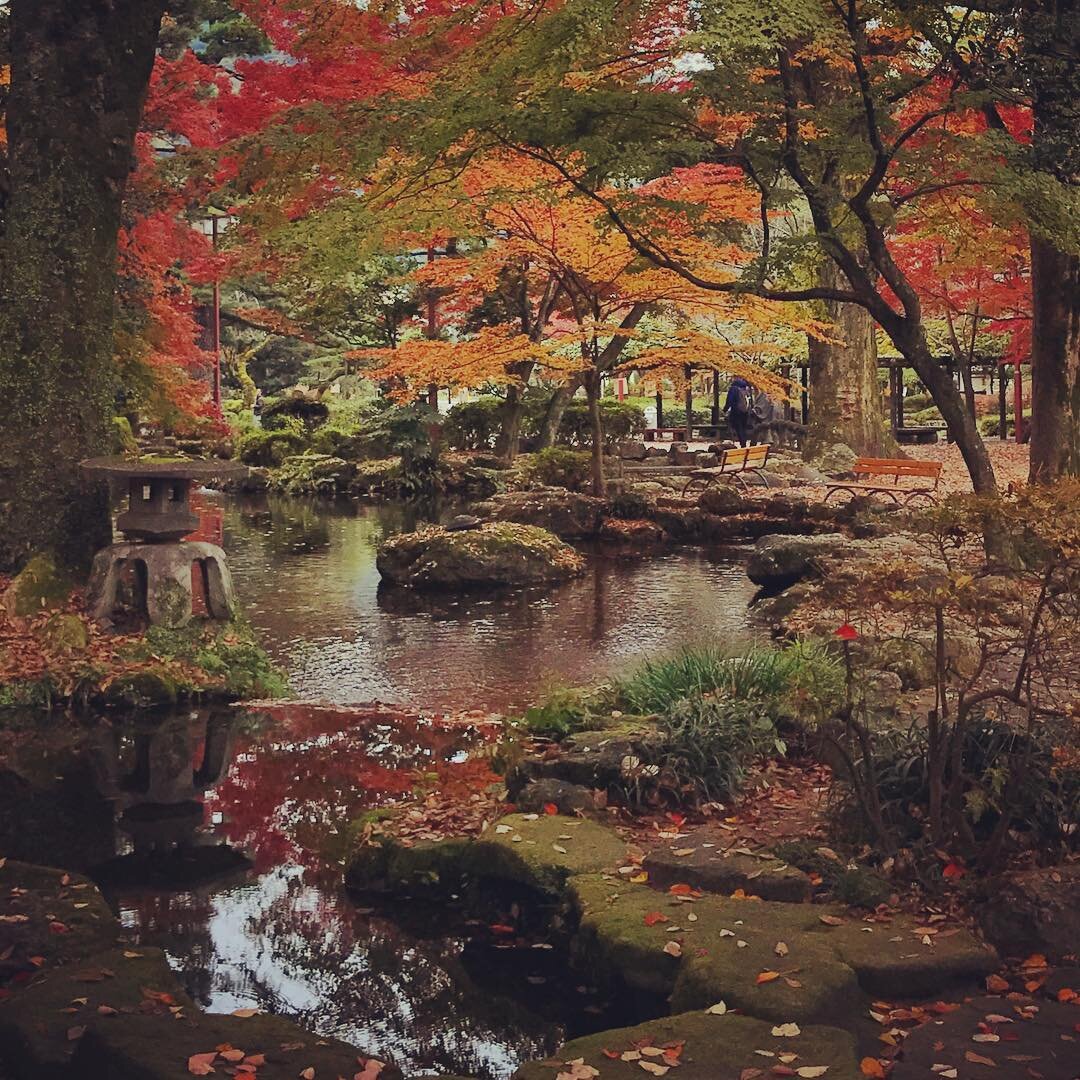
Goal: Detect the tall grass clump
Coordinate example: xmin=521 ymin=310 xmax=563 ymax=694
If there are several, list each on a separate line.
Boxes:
xmin=614 ymin=641 xmax=843 ymax=718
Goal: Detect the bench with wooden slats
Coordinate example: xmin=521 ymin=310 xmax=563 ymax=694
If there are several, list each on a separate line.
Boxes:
xmin=682 ymin=443 xmax=773 ymax=495
xmin=823 ymin=456 xmax=943 ymax=506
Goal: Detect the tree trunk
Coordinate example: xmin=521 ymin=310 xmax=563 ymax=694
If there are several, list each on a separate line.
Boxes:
xmin=1029 ymin=235 xmax=1080 ymax=480
xmin=585 ymin=370 xmax=606 ymax=497
xmin=1023 ymin=0 xmax=1080 ymax=481
xmin=537 ymin=380 xmax=578 ymax=449
xmin=0 ymin=0 xmax=166 ymax=571
xmin=803 ymin=259 xmax=893 ymax=460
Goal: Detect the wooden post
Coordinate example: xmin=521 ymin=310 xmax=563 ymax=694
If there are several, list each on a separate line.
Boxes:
xmin=711 ymin=370 xmax=720 ymax=426
xmin=426 ymin=245 xmax=438 ymax=408
xmin=998 ymin=363 xmax=1008 ymax=440
xmin=1014 ymin=361 xmax=1024 ymax=442
xmin=655 ymin=388 xmax=663 ymax=429
xmin=684 ymin=365 xmax=694 ymax=440
xmin=800 ymin=364 xmax=809 ymax=426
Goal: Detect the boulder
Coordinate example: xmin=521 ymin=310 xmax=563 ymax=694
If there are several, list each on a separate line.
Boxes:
xmin=616 ymin=440 xmax=649 ymax=461
xmin=978 ymin=864 xmax=1080 ymax=960
xmin=2 ymin=554 xmax=72 ymax=618
xmin=102 ymin=666 xmax=179 ymax=709
xmin=470 ymin=488 xmax=606 ymax=538
xmin=376 ymin=522 xmax=586 ymax=589
xmin=808 ymin=442 xmax=859 ymax=475
xmin=697 ymin=485 xmax=749 ymax=516
xmin=444 ymin=514 xmax=483 ymax=532
xmin=746 ymin=533 xmax=855 ymax=590
xmin=642 ymin=846 xmax=813 ymax=902
xmin=42 ymin=612 xmax=89 ymax=652
xmin=515 ymin=778 xmax=599 ymax=815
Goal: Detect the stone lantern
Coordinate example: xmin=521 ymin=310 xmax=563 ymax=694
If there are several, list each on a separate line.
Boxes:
xmin=81 ymin=457 xmax=246 ymax=629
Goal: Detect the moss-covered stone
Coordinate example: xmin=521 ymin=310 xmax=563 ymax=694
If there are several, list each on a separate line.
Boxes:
xmin=102 ymin=666 xmax=179 ymax=709
xmin=642 ymin=847 xmax=812 ymax=903
xmin=567 ymin=873 xmax=997 ymax=1020
xmin=41 ymin=613 xmax=89 ymax=653
xmin=512 ymin=1012 xmax=861 ymax=1080
xmin=2 ymin=554 xmax=73 ymax=618
xmin=347 ymin=814 xmax=629 ymax=898
xmin=377 ymin=522 xmax=587 ymax=589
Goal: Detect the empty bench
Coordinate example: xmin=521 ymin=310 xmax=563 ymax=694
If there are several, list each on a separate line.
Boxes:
xmin=823 ymin=457 xmax=943 ymax=506
xmin=644 ymin=426 xmax=688 ymax=442
xmin=682 ymin=444 xmax=773 ymax=495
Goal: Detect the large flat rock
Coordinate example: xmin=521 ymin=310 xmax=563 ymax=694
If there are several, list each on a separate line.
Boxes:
xmin=512 ymin=1011 xmax=862 ymax=1080
xmin=890 ymin=995 xmax=1080 ymax=1080
xmin=642 ymin=846 xmax=812 ymax=902
xmin=568 ymin=874 xmax=997 ymax=1024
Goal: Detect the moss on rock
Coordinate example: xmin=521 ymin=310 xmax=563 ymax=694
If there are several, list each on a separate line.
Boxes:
xmin=511 ymin=1012 xmax=861 ymax=1080
xmin=2 ymin=555 xmax=73 ymax=618
xmin=377 ymin=522 xmax=587 ymax=589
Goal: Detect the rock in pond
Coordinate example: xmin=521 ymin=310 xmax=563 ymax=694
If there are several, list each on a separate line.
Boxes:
xmin=376 ymin=521 xmax=586 ymax=589
xmin=470 ymin=488 xmax=607 ymax=538
xmin=746 ymin=533 xmax=855 ymax=590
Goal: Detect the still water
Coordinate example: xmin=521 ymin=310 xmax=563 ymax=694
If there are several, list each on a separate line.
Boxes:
xmin=216 ymin=493 xmax=764 ymax=712
xmin=2 ymin=494 xmax=762 ymax=1078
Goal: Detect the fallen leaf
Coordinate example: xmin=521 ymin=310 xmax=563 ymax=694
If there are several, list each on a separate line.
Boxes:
xmin=775 ymin=942 xmax=790 ymax=957
xmin=986 ymin=974 xmax=1010 ymax=992
xmin=300 ymin=1069 xmax=316 ymax=1080
xmin=66 ymin=1026 xmax=86 ymax=1041
xmin=639 ymin=1063 xmax=669 ymax=1077
xmin=232 ymin=1008 xmax=259 ymax=1018
xmin=819 ymin=915 xmax=844 ymax=927
xmin=543 ymin=803 xmax=559 ymax=815
xmin=757 ymin=970 xmax=781 ymax=984
xmin=706 ymin=1001 xmax=728 ymax=1015
xmin=772 ymin=1023 xmax=801 ymax=1038
xmin=860 ymin=1058 xmax=885 ymax=1079
xmin=965 ymin=1051 xmax=996 ymax=1067
xmin=663 ymin=941 xmax=682 ymax=958
xmin=644 ymin=912 xmax=669 ymax=927
xmin=187 ymin=1052 xmax=217 ymax=1076
xmin=797 ymin=1068 xmax=829 ymax=1078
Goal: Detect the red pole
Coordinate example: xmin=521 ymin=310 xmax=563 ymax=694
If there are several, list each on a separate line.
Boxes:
xmin=211 ymin=216 xmax=222 ymax=413
xmin=1014 ymin=360 xmax=1023 ymax=442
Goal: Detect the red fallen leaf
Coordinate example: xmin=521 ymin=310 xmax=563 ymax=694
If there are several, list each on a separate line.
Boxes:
xmin=602 ymin=1049 xmax=621 ymax=1059
xmin=741 ymin=1070 xmax=764 ymax=1080
xmin=757 ymin=970 xmax=781 ymax=984
xmin=49 ymin=921 xmax=69 ymax=934
xmin=834 ymin=623 xmax=858 ymax=641
xmin=942 ymin=861 xmax=966 ymax=880
xmin=965 ymin=1051 xmax=996 ymax=1066
xmin=1057 ymin=988 xmax=1077 ymax=1003
xmin=219 ymin=1049 xmax=246 ymax=1063
xmin=986 ymin=974 xmax=1010 ymax=992
xmin=669 ymin=883 xmax=697 ymax=896
xmin=243 ymin=1056 xmax=266 ymax=1067
xmin=187 ymin=1052 xmax=217 ymax=1076
xmin=644 ymin=912 xmax=669 ymax=927
xmin=860 ymin=1059 xmax=886 ymax=1079
xmin=489 ymin=924 xmax=516 ymax=935
xmin=141 ymin=987 xmax=176 ymax=1005
xmin=772 ymin=1067 xmax=797 ymax=1076
xmin=666 ymin=812 xmax=686 ymax=827
xmin=543 ymin=803 xmax=559 ymax=815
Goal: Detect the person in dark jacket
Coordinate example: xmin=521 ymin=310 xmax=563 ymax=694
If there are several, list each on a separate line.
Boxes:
xmin=724 ymin=376 xmax=753 ymax=447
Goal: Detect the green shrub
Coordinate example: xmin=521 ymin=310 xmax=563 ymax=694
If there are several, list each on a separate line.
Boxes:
xmin=902 ymin=392 xmax=932 ymax=411
xmin=521 ymin=447 xmax=592 ymax=491
xmin=444 ymin=398 xmax=505 ymax=450
xmin=608 ymin=490 xmax=653 ymax=520
xmin=558 ymin=400 xmax=647 ymax=446
xmin=261 ymin=395 xmax=330 ymax=431
xmin=643 ymin=693 xmax=778 ymax=804
xmin=614 ymin=642 xmax=843 ymax=717
xmin=517 ymin=687 xmax=606 ymax=737
xmin=235 ymin=427 xmax=305 ymax=466
xmin=909 ymin=406 xmax=944 ymax=424
xmin=660 ymin=405 xmax=712 ymax=429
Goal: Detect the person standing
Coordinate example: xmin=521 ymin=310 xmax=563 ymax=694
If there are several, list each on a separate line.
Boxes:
xmin=724 ymin=376 xmax=753 ymax=447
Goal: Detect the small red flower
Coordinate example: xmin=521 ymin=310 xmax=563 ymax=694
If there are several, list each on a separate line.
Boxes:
xmin=834 ymin=623 xmax=858 ymax=641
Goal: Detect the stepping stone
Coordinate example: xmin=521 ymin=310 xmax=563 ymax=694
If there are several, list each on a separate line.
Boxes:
xmin=890 ymin=995 xmax=1080 ymax=1080
xmin=643 ymin=847 xmax=812 ymax=902
xmin=567 ymin=874 xmax=998 ymax=1025
xmin=346 ymin=814 xmax=629 ymax=897
xmin=511 ymin=1011 xmax=862 ymax=1080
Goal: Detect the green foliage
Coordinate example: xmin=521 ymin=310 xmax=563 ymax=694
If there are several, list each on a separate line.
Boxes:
xmin=614 ymin=642 xmax=843 ymax=718
xmin=517 ymin=686 xmax=609 ymax=737
xmin=521 ymin=447 xmax=592 ymax=491
xmin=608 ymin=490 xmax=653 ymax=520
xmin=444 ymin=397 xmax=506 ymax=450
xmin=644 ymin=693 xmax=778 ymax=804
xmin=261 ymin=396 xmax=330 ymax=432
xmin=235 ymin=427 xmax=305 ymax=466
xmin=559 ymin=399 xmax=647 ymax=446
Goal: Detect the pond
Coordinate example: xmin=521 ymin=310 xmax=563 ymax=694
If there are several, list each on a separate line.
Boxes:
xmin=2 ymin=493 xmax=764 ymax=1078
xmin=213 ymin=492 xmax=765 ymax=711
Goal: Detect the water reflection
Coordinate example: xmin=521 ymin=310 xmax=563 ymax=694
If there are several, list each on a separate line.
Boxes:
xmin=215 ymin=493 xmax=764 ymax=711
xmin=0 ymin=707 xmax=604 ymax=1078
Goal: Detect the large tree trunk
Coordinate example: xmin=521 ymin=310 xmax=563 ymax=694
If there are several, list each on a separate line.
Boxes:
xmin=1024 ymin=0 xmax=1080 ymax=482
xmin=537 ymin=380 xmax=578 ymax=449
xmin=804 ymin=259 xmax=893 ymax=461
xmin=0 ymin=0 xmax=166 ymax=571
xmin=1029 ymin=235 xmax=1080 ymax=480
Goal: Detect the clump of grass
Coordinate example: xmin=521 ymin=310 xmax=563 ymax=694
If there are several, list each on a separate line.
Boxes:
xmin=614 ymin=641 xmax=842 ymax=718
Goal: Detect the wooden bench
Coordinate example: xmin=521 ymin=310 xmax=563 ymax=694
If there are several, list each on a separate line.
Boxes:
xmin=823 ymin=457 xmax=943 ymax=506
xmin=644 ymin=426 xmax=688 ymax=442
xmin=682 ymin=444 xmax=773 ymax=495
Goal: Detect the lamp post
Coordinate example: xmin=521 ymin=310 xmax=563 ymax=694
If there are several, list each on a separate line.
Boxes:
xmin=193 ymin=208 xmax=234 ymax=414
